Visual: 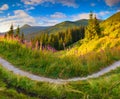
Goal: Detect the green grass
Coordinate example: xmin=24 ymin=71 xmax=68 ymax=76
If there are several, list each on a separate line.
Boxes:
xmin=0 ymin=71 xmax=35 ymax=99
xmin=0 ymin=64 xmax=120 ymax=99
xmin=0 ymin=38 xmax=120 ymax=79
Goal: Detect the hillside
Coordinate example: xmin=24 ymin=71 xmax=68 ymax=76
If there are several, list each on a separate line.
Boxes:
xmin=0 ymin=12 xmax=120 ymax=79
xmin=41 ymin=19 xmax=88 ymax=34
xmin=100 ymin=12 xmax=120 ymax=38
xmin=0 ymin=12 xmax=120 ymax=99
xmin=64 ymin=12 xmax=120 ymax=56
xmin=14 ymin=24 xmax=49 ymax=40
xmin=25 ymin=19 xmax=89 ymax=40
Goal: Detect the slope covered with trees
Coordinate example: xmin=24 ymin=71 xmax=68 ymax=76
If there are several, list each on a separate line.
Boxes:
xmin=85 ymin=12 xmax=101 ymax=40
xmin=32 ymin=26 xmax=85 ymax=50
xmin=65 ymin=12 xmax=120 ymax=56
xmin=25 ymin=19 xmax=89 ymax=40
xmin=100 ymin=12 xmax=120 ymax=38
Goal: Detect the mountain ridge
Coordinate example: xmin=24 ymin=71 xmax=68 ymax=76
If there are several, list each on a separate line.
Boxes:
xmin=25 ymin=19 xmax=89 ymax=40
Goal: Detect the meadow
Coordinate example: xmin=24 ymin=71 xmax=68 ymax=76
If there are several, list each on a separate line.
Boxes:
xmin=0 ymin=37 xmax=120 ymax=79
xmin=0 ymin=12 xmax=120 ymax=98
xmin=0 ymin=63 xmax=120 ymax=99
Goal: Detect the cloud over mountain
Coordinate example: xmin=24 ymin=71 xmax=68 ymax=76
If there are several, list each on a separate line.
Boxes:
xmin=50 ymin=12 xmax=67 ymax=19
xmin=21 ymin=0 xmax=78 ymax=8
xmin=0 ymin=10 xmax=37 ymax=32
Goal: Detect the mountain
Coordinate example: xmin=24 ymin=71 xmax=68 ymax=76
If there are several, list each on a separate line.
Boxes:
xmin=38 ymin=19 xmax=88 ymax=34
xmin=19 ymin=24 xmax=50 ymax=35
xmin=100 ymin=12 xmax=120 ymax=38
xmin=26 ymin=19 xmax=104 ymax=40
xmin=65 ymin=12 xmax=120 ymax=56
xmin=21 ymin=24 xmax=31 ymax=29
xmin=25 ymin=19 xmax=89 ymax=40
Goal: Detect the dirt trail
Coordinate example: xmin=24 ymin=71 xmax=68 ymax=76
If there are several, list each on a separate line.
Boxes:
xmin=0 ymin=57 xmax=120 ymax=84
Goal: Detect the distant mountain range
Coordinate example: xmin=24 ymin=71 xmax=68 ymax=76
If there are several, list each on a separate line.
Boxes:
xmin=25 ymin=19 xmax=89 ymax=40
xmin=1 ymin=19 xmax=101 ymax=40
xmin=17 ymin=24 xmax=50 ymax=35
xmin=40 ymin=19 xmax=88 ymax=34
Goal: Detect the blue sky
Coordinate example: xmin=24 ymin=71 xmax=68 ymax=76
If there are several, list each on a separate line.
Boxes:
xmin=0 ymin=0 xmax=120 ymax=32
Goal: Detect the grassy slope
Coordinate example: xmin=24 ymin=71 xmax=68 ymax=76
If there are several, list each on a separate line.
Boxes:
xmin=0 ymin=39 xmax=120 ymax=79
xmin=100 ymin=12 xmax=120 ymax=37
xmin=0 ymin=64 xmax=120 ymax=99
xmin=0 ymin=70 xmax=35 ymax=99
xmin=65 ymin=36 xmax=120 ymax=56
xmin=0 ymin=13 xmax=120 ymax=79
xmin=66 ymin=12 xmax=120 ymax=56
xmin=0 ymin=12 xmax=120 ymax=98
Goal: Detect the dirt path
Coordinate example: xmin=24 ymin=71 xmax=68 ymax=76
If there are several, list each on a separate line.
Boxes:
xmin=0 ymin=57 xmax=120 ymax=84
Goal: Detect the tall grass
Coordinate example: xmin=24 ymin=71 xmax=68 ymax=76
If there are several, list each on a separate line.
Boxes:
xmin=0 ymin=64 xmax=120 ymax=99
xmin=0 ymin=38 xmax=120 ymax=78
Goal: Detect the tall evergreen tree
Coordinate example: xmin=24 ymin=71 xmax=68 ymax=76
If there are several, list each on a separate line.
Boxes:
xmin=93 ymin=15 xmax=101 ymax=36
xmin=15 ymin=25 xmax=20 ymax=37
xmin=21 ymin=32 xmax=24 ymax=43
xmin=8 ymin=24 xmax=14 ymax=38
xmin=85 ymin=12 xmax=101 ymax=40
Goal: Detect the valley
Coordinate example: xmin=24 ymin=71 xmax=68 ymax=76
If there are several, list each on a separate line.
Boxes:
xmin=0 ymin=1 xmax=120 ymax=98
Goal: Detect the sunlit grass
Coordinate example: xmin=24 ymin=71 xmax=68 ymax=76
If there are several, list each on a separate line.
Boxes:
xmin=0 ymin=37 xmax=120 ymax=79
xmin=0 ymin=64 xmax=120 ymax=99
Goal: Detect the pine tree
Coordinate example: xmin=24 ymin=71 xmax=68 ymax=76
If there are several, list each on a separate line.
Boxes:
xmin=93 ymin=15 xmax=101 ymax=36
xmin=59 ymin=37 xmax=63 ymax=50
xmin=85 ymin=12 xmax=101 ymax=40
xmin=15 ymin=25 xmax=20 ymax=38
xmin=4 ymin=33 xmax=7 ymax=38
xmin=8 ymin=24 xmax=14 ymax=38
xmin=21 ymin=32 xmax=24 ymax=43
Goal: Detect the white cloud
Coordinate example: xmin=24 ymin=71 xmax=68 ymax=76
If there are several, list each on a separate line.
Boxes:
xmin=26 ymin=6 xmax=35 ymax=11
xmin=91 ymin=3 xmax=96 ymax=7
xmin=21 ymin=0 xmax=78 ymax=8
xmin=117 ymin=9 xmax=120 ymax=12
xmin=0 ymin=11 xmax=3 ymax=13
xmin=16 ymin=3 xmax=22 ymax=7
xmin=50 ymin=12 xmax=66 ymax=19
xmin=0 ymin=4 xmax=9 ymax=11
xmin=38 ymin=12 xmax=67 ymax=26
xmin=97 ymin=11 xmax=110 ymax=16
xmin=105 ymin=0 xmax=120 ymax=6
xmin=37 ymin=16 xmax=60 ymax=26
xmin=58 ymin=0 xmax=78 ymax=8
xmin=0 ymin=10 xmax=37 ymax=32
xmin=71 ymin=11 xmax=112 ymax=21
xmin=96 ymin=11 xmax=112 ymax=19
xmin=7 ymin=13 xmax=10 ymax=16
xmin=72 ymin=13 xmax=90 ymax=21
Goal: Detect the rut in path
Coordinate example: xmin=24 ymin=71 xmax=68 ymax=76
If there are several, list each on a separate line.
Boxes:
xmin=0 ymin=57 xmax=120 ymax=84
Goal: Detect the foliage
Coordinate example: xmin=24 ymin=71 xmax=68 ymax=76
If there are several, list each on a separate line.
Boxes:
xmin=100 ymin=12 xmax=120 ymax=38
xmin=7 ymin=24 xmax=14 ymax=38
xmin=85 ymin=12 xmax=101 ymax=40
xmin=0 ymin=11 xmax=120 ymax=99
xmin=33 ymin=26 xmax=85 ymax=50
xmin=0 ymin=39 xmax=120 ymax=79
xmin=0 ymin=64 xmax=120 ymax=99
xmin=15 ymin=25 xmax=20 ymax=37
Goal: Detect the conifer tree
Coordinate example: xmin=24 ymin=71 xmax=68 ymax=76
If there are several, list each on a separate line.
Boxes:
xmin=8 ymin=24 xmax=14 ymax=38
xmin=4 ymin=33 xmax=7 ymax=38
xmin=21 ymin=32 xmax=24 ymax=43
xmin=93 ymin=15 xmax=101 ymax=36
xmin=15 ymin=25 xmax=20 ymax=38
xmin=85 ymin=12 xmax=101 ymax=40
